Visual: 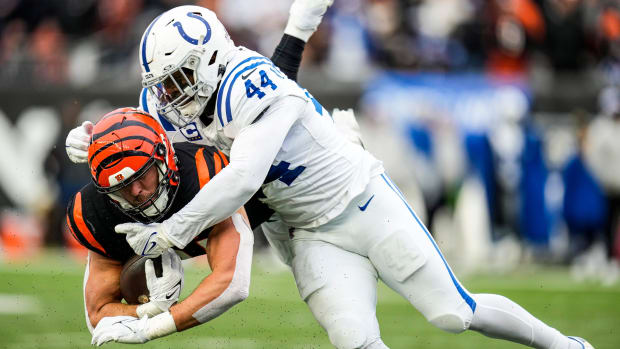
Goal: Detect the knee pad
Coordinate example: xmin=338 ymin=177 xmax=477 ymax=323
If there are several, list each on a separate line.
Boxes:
xmin=327 ymin=318 xmax=368 ymax=349
xmin=427 ymin=302 xmax=474 ymax=334
xmin=368 ymin=230 xmax=427 ymax=283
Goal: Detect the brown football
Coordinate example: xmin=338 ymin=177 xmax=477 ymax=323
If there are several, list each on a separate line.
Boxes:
xmin=120 ymin=255 xmax=162 ymax=304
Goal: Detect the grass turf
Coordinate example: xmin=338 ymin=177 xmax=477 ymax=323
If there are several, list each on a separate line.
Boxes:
xmin=0 ymin=249 xmax=618 ymax=349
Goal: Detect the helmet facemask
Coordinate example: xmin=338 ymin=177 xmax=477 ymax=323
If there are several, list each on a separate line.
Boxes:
xmin=144 ymin=51 xmax=213 ymax=128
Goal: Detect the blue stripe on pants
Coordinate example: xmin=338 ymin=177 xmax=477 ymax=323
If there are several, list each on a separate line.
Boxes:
xmin=380 ymin=173 xmax=477 ymax=312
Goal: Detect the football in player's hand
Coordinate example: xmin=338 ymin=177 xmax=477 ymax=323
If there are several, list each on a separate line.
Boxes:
xmin=120 ymin=255 xmax=162 ymax=304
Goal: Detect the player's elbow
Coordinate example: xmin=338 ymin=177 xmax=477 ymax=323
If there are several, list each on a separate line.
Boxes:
xmin=236 ymin=174 xmax=263 ymax=199
xmin=220 ymin=269 xmax=250 ymax=306
xmin=86 ymin=308 xmax=102 ymax=330
xmin=228 ymin=162 xmax=264 ymax=198
xmin=229 ymin=285 xmax=250 ymax=305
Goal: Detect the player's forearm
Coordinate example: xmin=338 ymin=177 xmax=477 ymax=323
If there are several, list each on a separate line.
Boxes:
xmin=170 ymin=270 xmax=242 ymax=331
xmin=164 ymin=164 xmax=258 ymax=248
xmin=170 ymin=213 xmax=253 ymax=331
xmin=89 ymin=303 xmax=140 ymax=328
xmin=271 ymin=34 xmax=306 ymax=81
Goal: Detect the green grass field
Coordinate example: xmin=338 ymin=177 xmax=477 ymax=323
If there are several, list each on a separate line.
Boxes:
xmin=1 ymin=249 xmax=619 ymax=349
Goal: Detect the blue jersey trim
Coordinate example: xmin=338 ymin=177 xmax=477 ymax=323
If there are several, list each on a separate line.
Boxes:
xmin=140 ymin=15 xmax=161 ymax=73
xmin=140 ymin=88 xmax=149 ymax=113
xmin=380 ymin=173 xmax=477 ymax=313
xmin=216 ymin=56 xmax=270 ymax=126
xmin=224 ymin=61 xmax=272 ymax=124
xmin=157 ymin=112 xmax=176 ymax=132
xmin=141 ymin=88 xmax=175 ymax=132
xmin=567 ymin=337 xmax=585 ymax=349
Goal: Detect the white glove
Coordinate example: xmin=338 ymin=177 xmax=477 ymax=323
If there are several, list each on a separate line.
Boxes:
xmin=285 ymin=0 xmax=334 ymax=42
xmin=332 ymin=108 xmax=364 ymax=146
xmin=92 ymin=316 xmax=150 ymax=345
xmin=91 ymin=312 xmax=177 ymax=346
xmin=65 ymin=120 xmax=93 ymax=163
xmin=137 ymin=248 xmax=184 ymax=318
xmin=115 ymin=222 xmax=174 ymax=258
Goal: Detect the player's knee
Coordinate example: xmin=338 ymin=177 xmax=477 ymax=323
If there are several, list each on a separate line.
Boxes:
xmin=326 ymin=318 xmax=368 ymax=349
xmin=427 ymin=306 xmax=474 ymax=334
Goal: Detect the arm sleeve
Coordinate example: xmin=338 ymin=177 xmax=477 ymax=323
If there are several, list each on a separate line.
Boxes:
xmin=163 ymin=96 xmax=307 ymax=248
xmin=191 ymin=213 xmax=254 ymax=323
xmin=270 ymin=34 xmax=306 ymax=82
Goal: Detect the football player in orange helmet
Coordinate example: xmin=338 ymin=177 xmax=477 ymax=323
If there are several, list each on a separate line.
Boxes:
xmin=88 ymin=107 xmax=180 ymax=224
xmin=68 ymin=108 xmax=261 ymax=345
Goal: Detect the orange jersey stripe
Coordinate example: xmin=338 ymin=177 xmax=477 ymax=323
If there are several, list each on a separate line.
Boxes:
xmin=195 ymin=149 xmax=211 ymax=188
xmin=74 ymin=192 xmax=107 ymax=254
xmin=213 ymin=152 xmax=223 ymax=174
xmin=218 ymin=150 xmax=229 ymax=166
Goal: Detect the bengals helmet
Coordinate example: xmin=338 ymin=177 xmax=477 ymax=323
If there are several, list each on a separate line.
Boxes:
xmin=88 ymin=107 xmax=180 ymax=223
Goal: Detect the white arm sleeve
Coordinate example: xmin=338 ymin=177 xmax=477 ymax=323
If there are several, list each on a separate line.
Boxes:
xmin=163 ymin=96 xmax=307 ymax=248
xmin=83 ymin=254 xmax=95 ymax=334
xmin=192 ymin=213 xmax=254 ymax=323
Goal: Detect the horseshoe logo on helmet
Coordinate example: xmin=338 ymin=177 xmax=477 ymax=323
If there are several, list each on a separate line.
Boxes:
xmin=173 ymin=12 xmax=212 ymax=45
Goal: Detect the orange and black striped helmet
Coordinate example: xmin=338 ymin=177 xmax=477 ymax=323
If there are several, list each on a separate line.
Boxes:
xmin=88 ymin=107 xmax=179 ymax=222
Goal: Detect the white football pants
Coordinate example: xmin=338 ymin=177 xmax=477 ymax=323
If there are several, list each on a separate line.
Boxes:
xmin=287 ymin=173 xmax=576 ymax=349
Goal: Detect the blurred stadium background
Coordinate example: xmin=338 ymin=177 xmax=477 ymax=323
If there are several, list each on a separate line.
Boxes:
xmin=0 ymin=0 xmax=619 ymax=348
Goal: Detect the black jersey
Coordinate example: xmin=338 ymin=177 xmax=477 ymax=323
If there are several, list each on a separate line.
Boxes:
xmin=66 ymin=142 xmax=272 ymax=263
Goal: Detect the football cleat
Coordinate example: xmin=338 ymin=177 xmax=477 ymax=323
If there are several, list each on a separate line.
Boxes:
xmin=568 ymin=336 xmax=595 ymax=349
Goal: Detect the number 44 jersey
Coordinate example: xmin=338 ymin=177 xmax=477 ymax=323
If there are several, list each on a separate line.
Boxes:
xmin=148 ymin=47 xmax=384 ymax=229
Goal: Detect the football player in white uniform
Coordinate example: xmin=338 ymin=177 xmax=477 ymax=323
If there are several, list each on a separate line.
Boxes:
xmin=65 ymin=3 xmax=594 ymax=349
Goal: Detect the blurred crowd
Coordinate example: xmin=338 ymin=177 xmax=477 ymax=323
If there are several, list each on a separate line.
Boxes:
xmin=0 ymin=0 xmax=619 ymax=86
xmin=0 ymin=0 xmax=619 ymax=282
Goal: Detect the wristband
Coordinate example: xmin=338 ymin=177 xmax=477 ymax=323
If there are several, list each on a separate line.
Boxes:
xmin=146 ymin=311 xmax=177 ymax=339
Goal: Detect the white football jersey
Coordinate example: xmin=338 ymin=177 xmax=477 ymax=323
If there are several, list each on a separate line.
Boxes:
xmin=141 ymin=47 xmax=384 ymax=228
xmin=138 ymin=87 xmax=212 ymax=146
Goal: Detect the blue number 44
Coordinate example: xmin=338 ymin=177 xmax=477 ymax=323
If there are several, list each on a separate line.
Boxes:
xmin=265 ymin=161 xmax=305 ymax=186
xmin=245 ymin=70 xmax=278 ymax=99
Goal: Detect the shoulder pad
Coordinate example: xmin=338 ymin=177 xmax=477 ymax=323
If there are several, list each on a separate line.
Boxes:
xmin=215 ymin=51 xmax=303 ymax=133
xmin=66 ymin=189 xmax=108 ymax=257
xmin=175 ymin=142 xmax=229 ymax=189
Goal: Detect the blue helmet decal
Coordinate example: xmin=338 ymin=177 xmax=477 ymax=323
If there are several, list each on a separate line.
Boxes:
xmin=173 ymin=12 xmax=212 ymax=45
xmin=141 ymin=15 xmax=162 ymax=73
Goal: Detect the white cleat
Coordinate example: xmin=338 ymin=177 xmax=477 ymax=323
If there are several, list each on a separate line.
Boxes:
xmin=568 ymin=336 xmax=595 ymax=349
xmin=285 ymin=0 xmax=334 ymax=41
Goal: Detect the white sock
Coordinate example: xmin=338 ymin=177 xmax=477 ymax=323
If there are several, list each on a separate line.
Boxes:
xmin=469 ymin=294 xmax=569 ymax=348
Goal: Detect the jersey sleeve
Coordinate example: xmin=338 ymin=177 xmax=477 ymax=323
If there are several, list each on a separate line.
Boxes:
xmin=173 ymin=142 xmax=230 ymax=196
xmin=66 ymin=191 xmax=109 ymax=258
xmin=193 ymin=145 xmax=230 ymax=189
xmin=215 ymin=53 xmax=307 ymax=137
